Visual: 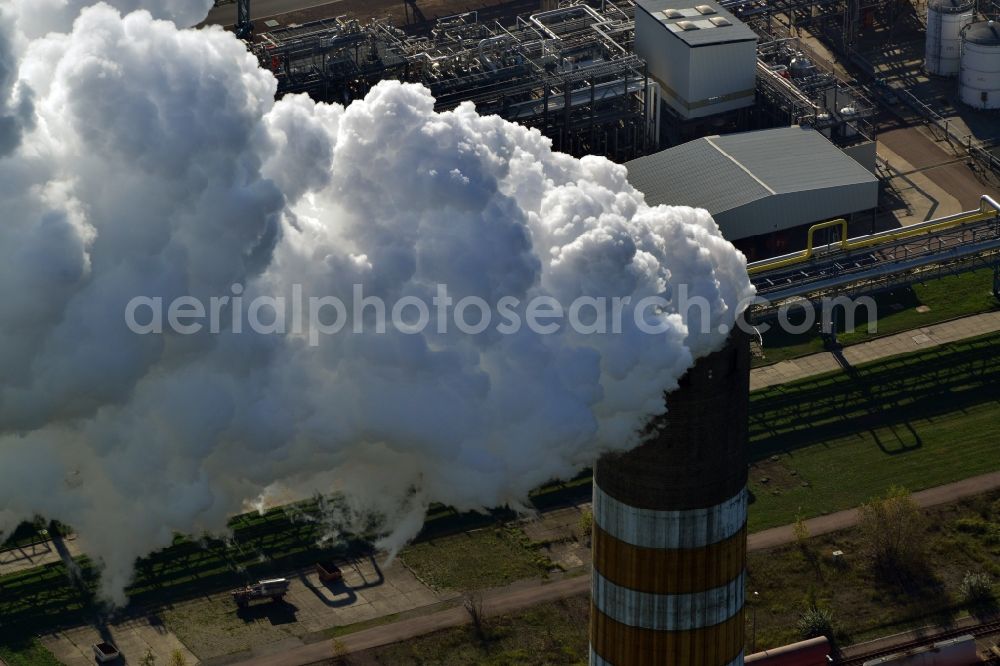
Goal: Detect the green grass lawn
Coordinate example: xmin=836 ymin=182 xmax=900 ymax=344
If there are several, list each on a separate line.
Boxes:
xmin=0 ymin=638 xmax=61 ymax=666
xmin=399 ymin=525 xmax=554 ymax=591
xmin=754 ymin=268 xmax=999 ymax=367
xmin=162 ymin=593 xmax=307 ymax=661
xmin=747 ymin=330 xmax=1000 ymax=531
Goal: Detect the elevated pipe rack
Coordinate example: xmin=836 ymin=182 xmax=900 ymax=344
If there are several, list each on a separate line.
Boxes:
xmin=748 ymin=195 xmax=1000 ymax=318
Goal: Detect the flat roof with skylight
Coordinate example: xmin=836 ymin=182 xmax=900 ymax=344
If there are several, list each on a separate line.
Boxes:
xmin=635 ymin=0 xmax=757 ymax=46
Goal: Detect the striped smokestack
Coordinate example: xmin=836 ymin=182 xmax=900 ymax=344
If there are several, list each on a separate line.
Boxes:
xmin=590 ymin=331 xmax=750 ymax=666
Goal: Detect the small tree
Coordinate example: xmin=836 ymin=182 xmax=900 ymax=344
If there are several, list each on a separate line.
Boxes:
xmin=793 ymin=514 xmax=810 ymax=545
xmin=578 ymin=507 xmax=593 ymax=543
xmin=463 ymin=590 xmax=489 ymax=642
xmin=857 ymin=486 xmax=926 ymax=578
xmin=168 ymin=650 xmax=187 ymax=666
xmin=332 ymin=638 xmax=350 ymax=664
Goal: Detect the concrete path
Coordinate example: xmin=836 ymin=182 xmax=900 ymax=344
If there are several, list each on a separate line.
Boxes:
xmin=231 ymin=470 xmax=1000 ymax=666
xmin=750 ymin=310 xmax=1000 ymax=391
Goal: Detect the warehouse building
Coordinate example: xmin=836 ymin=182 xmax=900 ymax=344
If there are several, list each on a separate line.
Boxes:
xmin=634 ymin=0 xmax=758 ymax=121
xmin=625 ymin=126 xmax=879 ymax=259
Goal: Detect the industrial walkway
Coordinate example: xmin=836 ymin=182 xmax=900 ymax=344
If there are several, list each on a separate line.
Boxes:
xmin=750 ymin=309 xmax=1000 ymax=391
xmin=0 ymin=534 xmax=82 ymax=578
xmin=231 ymin=470 xmax=1000 ymax=666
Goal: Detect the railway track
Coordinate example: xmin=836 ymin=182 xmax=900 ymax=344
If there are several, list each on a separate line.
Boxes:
xmin=837 ymin=617 xmax=1000 ymax=665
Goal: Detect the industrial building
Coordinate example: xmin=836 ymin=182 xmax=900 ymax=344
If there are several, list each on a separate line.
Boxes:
xmin=625 ymin=126 xmax=879 ymax=258
xmin=634 ymin=0 xmax=758 ymax=120
xmin=591 ymin=331 xmax=750 ymax=665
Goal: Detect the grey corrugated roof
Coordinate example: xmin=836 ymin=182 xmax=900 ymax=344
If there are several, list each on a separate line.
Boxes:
xmin=636 ymin=0 xmax=757 ymax=46
xmin=625 ymin=126 xmax=878 ymax=214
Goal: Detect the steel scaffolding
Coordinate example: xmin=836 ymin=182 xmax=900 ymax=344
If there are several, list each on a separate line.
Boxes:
xmin=253 ymin=3 xmax=659 ymax=161
xmin=754 ymin=36 xmax=876 ymax=142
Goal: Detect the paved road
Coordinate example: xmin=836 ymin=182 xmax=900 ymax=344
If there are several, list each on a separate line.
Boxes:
xmin=233 ymin=469 xmax=1000 ymax=665
xmin=203 ymin=0 xmax=344 ymax=26
xmin=748 ymin=470 xmax=1000 ymax=551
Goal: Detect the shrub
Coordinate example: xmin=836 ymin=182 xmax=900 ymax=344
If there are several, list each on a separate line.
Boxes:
xmin=955 ymin=517 xmax=1000 ymax=544
xmin=797 ymin=605 xmax=834 ymax=639
xmin=959 ymin=571 xmax=995 ymax=606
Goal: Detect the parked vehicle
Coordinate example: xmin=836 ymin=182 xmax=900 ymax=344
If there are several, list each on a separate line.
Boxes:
xmin=231 ymin=578 xmax=290 ymax=608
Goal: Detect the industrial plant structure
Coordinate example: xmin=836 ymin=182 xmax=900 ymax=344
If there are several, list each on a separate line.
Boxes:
xmin=241 ymin=0 xmax=877 ymax=162
xmin=590 ymin=332 xmax=750 ymax=665
xmin=254 ymin=5 xmax=659 ymax=162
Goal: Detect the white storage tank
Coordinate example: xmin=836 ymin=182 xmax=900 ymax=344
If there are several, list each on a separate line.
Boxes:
xmin=925 ymin=0 xmax=974 ymax=76
xmin=960 ymin=21 xmax=1000 ymax=109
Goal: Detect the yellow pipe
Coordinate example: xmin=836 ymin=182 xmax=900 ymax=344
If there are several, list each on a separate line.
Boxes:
xmin=746 ymin=218 xmax=847 ymax=276
xmin=748 ymin=195 xmax=1000 ymax=277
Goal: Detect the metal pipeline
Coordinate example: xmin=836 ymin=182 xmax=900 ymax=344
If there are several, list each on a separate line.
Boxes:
xmin=748 ymin=194 xmax=1000 ymax=276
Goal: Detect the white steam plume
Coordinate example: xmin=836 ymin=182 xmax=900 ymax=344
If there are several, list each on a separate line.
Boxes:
xmin=0 ymin=3 xmax=753 ymax=600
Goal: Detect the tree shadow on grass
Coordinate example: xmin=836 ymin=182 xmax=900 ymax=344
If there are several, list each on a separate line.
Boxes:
xmin=749 ymin=333 xmax=1000 ymax=460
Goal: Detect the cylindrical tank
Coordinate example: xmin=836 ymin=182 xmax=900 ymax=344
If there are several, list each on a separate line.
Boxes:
xmin=960 ymin=21 xmax=1000 ymax=109
xmin=815 ymin=113 xmax=833 ymax=138
xmin=590 ymin=332 xmax=749 ymax=666
xmin=925 ymin=0 xmax=974 ymax=76
xmin=789 ymin=54 xmax=814 ymax=78
xmin=839 ymin=107 xmax=859 ymax=138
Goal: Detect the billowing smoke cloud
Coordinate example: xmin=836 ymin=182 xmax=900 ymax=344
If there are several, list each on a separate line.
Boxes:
xmin=0 ymin=3 xmax=753 ymax=600
xmin=8 ymin=0 xmax=213 ymax=38
xmin=0 ymin=6 xmax=33 ymax=156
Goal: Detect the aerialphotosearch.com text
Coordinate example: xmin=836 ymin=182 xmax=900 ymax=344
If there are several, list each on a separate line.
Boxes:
xmin=125 ymin=283 xmax=877 ymax=345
